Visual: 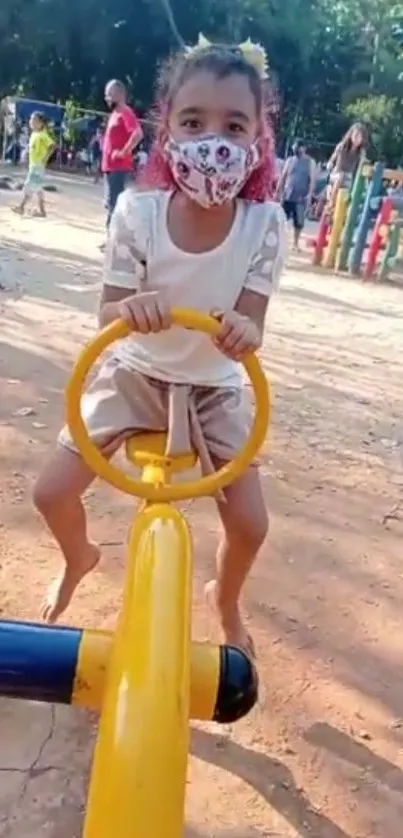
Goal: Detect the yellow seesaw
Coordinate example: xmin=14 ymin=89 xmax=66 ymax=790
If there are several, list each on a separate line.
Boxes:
xmin=0 ymin=307 xmax=270 ymax=838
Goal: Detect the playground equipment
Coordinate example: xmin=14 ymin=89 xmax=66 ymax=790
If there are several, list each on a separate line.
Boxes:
xmin=364 ymin=196 xmax=392 ymax=279
xmin=366 ymin=193 xmax=403 ymax=280
xmin=312 ymin=160 xmax=403 ymax=279
xmin=323 ymin=188 xmax=348 ymax=270
xmin=0 ymin=308 xmax=270 ymax=838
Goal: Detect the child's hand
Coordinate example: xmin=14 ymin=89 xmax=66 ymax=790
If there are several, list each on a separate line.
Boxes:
xmin=212 ymin=310 xmax=261 ymax=361
xmin=119 ymin=292 xmax=172 ymax=333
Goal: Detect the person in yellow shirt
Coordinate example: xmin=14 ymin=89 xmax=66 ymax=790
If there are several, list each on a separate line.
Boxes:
xmin=13 ymin=112 xmax=55 ymax=217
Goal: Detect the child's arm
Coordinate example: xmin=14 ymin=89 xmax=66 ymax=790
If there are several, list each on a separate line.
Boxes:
xmin=99 ymin=193 xmax=147 ymax=328
xmin=236 ymin=204 xmax=286 ymax=334
xmin=214 ymin=205 xmax=286 ymax=360
xmin=234 ymin=288 xmax=268 ymax=340
xmin=99 ymin=283 xmax=134 ymax=328
xmin=99 ymin=192 xmax=170 ymax=333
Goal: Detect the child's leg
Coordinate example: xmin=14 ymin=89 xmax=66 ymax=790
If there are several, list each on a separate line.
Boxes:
xmin=14 ymin=166 xmax=39 ymax=213
xmin=33 ymin=359 xmax=167 ymax=622
xmin=33 ymin=445 xmax=100 ymax=622
xmin=13 ymin=187 xmax=30 ymax=214
xmin=206 ymin=463 xmax=268 ymax=654
xmin=197 ymin=385 xmax=269 ymax=655
xmin=36 ymin=189 xmax=46 ymax=217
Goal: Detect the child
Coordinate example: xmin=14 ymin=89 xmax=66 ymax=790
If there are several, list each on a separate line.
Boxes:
xmin=33 ymin=36 xmax=286 ymax=656
xmin=13 ymin=112 xmax=55 ymax=217
xmin=326 ymin=122 xmax=368 ymax=212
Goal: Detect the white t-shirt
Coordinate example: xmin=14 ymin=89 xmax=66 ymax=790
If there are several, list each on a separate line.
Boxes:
xmin=104 ymin=189 xmax=286 ymax=387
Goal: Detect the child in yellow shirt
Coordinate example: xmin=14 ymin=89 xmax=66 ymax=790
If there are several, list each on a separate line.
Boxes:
xmin=13 ymin=112 xmax=55 ymax=217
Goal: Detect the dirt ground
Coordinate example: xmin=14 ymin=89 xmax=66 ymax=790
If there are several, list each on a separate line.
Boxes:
xmin=1 ymin=173 xmax=403 ymax=838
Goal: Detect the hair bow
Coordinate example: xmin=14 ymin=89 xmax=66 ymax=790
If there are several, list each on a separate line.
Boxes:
xmin=185 ymin=33 xmax=269 ymax=80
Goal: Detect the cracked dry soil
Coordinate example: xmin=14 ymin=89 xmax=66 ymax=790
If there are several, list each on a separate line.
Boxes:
xmin=0 ymin=703 xmax=94 ymax=837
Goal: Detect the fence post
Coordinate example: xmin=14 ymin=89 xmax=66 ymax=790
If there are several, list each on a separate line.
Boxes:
xmin=313 ymin=211 xmax=329 ymax=266
xmin=337 ymin=159 xmax=366 ymax=272
xmin=364 ymin=197 xmax=392 ymax=279
xmin=379 ymin=216 xmax=401 ymax=280
xmin=323 ymin=189 xmax=348 ymax=269
xmin=349 ymin=161 xmax=384 ymax=276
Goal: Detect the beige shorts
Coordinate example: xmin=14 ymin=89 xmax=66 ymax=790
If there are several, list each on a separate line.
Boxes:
xmin=59 ymin=356 xmax=253 ymax=464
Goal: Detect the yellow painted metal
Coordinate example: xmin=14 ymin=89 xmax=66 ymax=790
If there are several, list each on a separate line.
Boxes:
xmin=66 ymin=306 xmax=268 ymax=838
xmin=141 ymin=461 xmax=167 ymax=487
xmin=126 ymin=431 xmax=198 ymax=474
xmin=82 ymin=503 xmax=193 ymax=838
xmin=72 ymin=631 xmax=220 ymax=720
xmin=72 ymin=629 xmax=110 ymax=711
xmin=66 ymin=308 xmax=270 ymax=502
xmin=186 ymin=641 xmax=220 ymax=721
xmin=323 ymin=188 xmax=348 ymax=269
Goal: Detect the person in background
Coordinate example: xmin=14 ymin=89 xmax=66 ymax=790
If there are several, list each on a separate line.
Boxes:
xmin=102 ymin=80 xmax=143 ymax=232
xmin=308 ymin=161 xmax=329 ymax=220
xmin=326 ymin=122 xmax=368 ymax=211
xmin=276 ymin=139 xmax=315 ymax=251
xmin=19 ymin=124 xmax=30 ymax=165
xmin=135 ymin=143 xmax=148 ymax=179
xmin=13 ymin=112 xmax=55 ymax=217
xmin=79 ymin=146 xmax=91 ymax=174
xmin=90 ymin=126 xmax=103 ymax=183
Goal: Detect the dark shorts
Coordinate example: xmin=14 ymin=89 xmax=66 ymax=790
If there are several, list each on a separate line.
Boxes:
xmin=104 ymin=170 xmax=132 ymax=227
xmin=282 ymin=200 xmax=306 ymax=230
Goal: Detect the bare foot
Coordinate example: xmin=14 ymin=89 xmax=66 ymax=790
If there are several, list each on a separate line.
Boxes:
xmin=12 ymin=206 xmax=24 ymax=215
xmin=42 ymin=542 xmax=100 ymax=623
xmin=204 ymin=579 xmax=255 ymax=659
xmin=31 ymin=209 xmax=47 ymax=218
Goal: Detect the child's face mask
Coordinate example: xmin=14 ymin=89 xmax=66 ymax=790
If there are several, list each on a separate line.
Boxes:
xmin=164 ymin=134 xmax=260 ymax=208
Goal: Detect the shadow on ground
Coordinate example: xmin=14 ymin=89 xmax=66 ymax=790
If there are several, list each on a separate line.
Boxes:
xmin=192 ymin=727 xmax=353 ymax=838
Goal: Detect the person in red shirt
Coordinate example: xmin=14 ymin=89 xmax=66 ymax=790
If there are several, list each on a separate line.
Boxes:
xmin=102 ymin=79 xmax=143 ymax=228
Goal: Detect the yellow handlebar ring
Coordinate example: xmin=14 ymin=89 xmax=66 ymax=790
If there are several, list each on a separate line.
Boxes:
xmin=65 ymin=308 xmax=270 ymax=501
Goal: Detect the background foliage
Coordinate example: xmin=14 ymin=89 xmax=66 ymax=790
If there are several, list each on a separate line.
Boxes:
xmin=1 ymin=0 xmax=403 ymax=160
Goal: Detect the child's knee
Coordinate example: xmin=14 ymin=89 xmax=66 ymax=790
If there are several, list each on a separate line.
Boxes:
xmin=33 ymin=457 xmax=75 ymax=515
xmin=33 ymin=446 xmax=93 ymax=516
xmin=33 ymin=475 xmax=62 ymax=515
xmin=227 ymin=507 xmax=269 ymax=551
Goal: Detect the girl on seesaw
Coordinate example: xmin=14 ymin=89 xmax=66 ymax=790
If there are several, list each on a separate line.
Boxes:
xmin=33 ymin=36 xmax=286 ymax=657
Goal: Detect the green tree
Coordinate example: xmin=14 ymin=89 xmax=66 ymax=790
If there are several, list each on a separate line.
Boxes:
xmin=346 ymin=94 xmax=403 ymax=163
xmin=2 ymin=0 xmax=403 ymax=161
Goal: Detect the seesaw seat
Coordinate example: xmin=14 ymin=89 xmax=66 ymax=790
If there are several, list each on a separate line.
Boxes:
xmin=125 ymin=431 xmax=198 ymax=474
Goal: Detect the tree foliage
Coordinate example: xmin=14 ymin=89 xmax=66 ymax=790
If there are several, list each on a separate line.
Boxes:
xmin=1 ymin=0 xmax=403 ymax=160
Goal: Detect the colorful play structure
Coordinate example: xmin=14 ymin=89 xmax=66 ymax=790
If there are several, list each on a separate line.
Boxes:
xmin=312 ymin=161 xmax=403 ymax=280
xmin=0 ymin=309 xmax=270 ymax=837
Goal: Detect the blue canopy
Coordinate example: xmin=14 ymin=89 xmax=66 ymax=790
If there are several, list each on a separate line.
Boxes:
xmin=7 ymin=97 xmax=64 ymax=125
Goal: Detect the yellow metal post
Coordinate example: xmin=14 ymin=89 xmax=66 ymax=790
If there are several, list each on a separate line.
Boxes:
xmin=83 ymin=504 xmax=192 ymax=838
xmin=323 ymin=188 xmax=348 ymax=270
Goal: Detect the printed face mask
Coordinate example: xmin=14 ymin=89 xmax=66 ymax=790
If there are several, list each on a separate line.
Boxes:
xmin=164 ymin=135 xmax=260 ymax=208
